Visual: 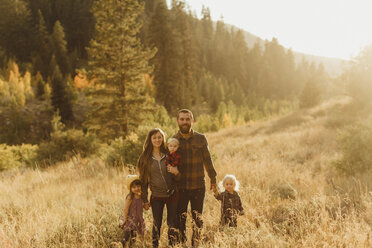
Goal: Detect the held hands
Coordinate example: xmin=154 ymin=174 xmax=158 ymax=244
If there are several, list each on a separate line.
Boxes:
xmin=211 ymin=183 xmax=218 ymax=195
xmin=143 ymin=202 xmax=150 ymax=210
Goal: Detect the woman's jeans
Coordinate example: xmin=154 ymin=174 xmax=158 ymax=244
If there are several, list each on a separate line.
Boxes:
xmin=150 ymin=194 xmax=178 ymax=247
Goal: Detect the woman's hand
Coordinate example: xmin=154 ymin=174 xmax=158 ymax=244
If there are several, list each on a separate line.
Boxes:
xmin=167 ymin=165 xmax=179 ymax=175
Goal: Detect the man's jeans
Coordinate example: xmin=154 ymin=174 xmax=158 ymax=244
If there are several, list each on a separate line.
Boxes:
xmin=177 ymin=187 xmax=205 ymax=246
xmin=151 ymin=195 xmax=178 ymax=247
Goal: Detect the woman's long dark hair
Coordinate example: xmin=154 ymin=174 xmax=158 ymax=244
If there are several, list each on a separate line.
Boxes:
xmin=137 ymin=128 xmax=167 ymax=183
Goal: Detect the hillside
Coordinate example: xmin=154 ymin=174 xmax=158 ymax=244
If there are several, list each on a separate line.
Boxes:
xmin=0 ymin=97 xmax=371 ymax=247
xmin=235 ymin=26 xmax=346 ymax=76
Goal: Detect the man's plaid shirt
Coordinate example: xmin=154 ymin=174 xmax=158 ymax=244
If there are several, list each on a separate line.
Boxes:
xmin=173 ymin=129 xmax=217 ymax=190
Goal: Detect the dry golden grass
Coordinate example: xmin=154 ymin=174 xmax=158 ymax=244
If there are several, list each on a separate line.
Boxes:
xmin=1 ymin=97 xmax=371 ymax=247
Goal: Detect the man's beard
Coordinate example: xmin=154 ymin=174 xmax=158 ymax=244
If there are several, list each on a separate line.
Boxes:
xmin=179 ymin=124 xmax=191 ymax=134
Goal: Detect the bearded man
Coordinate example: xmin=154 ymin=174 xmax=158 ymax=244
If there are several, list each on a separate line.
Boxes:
xmin=171 ymin=109 xmax=217 ymax=247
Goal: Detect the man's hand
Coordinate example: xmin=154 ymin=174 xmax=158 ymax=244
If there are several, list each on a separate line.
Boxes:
xmin=211 ymin=184 xmax=219 ymax=196
xmin=210 ymin=183 xmax=217 ymax=192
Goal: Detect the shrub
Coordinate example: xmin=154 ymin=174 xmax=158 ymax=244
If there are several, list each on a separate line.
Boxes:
xmin=137 ymin=105 xmax=177 ymax=139
xmin=299 ymin=79 xmax=321 ymax=109
xmin=37 ymin=128 xmax=99 ymax=165
xmin=99 ymin=134 xmax=142 ymax=167
xmin=194 ymin=114 xmax=219 ymax=133
xmin=270 ymin=181 xmax=297 ymax=200
xmin=136 ymin=122 xmax=177 ymax=143
xmin=37 ymin=114 xmax=99 ymax=165
xmin=268 ymin=111 xmax=311 ymax=133
xmin=333 ymin=117 xmax=372 ymax=176
xmin=99 ymin=106 xmax=178 ymax=167
xmin=0 ymin=144 xmax=21 ymax=170
xmin=321 ymin=100 xmax=361 ymax=129
xmin=10 ymin=144 xmax=38 ymax=167
xmin=0 ymin=101 xmax=53 ymax=145
xmin=324 ymin=114 xmax=357 ymax=129
xmin=242 ymin=106 xmax=264 ymax=122
xmin=0 ymin=144 xmax=38 ymax=170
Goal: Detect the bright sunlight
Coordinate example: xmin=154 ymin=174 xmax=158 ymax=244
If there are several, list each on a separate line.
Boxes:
xmin=172 ymin=0 xmax=372 ymax=60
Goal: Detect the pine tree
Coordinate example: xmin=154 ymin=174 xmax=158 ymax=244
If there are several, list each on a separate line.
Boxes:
xmin=284 ymin=49 xmax=297 ymax=96
xmin=171 ymin=0 xmax=197 ymax=108
xmin=231 ymin=29 xmax=249 ymax=91
xmin=209 ymin=78 xmax=225 ymax=112
xmin=33 ymin=9 xmax=51 ymax=78
xmin=200 ymin=6 xmax=214 ymax=70
xmin=261 ymin=38 xmax=293 ymax=98
xmin=246 ymin=43 xmax=263 ymax=93
xmin=86 ymin=0 xmax=155 ymax=140
xmin=50 ymin=21 xmax=71 ymax=76
xmin=148 ymin=0 xmax=179 ymax=113
xmin=36 ymin=75 xmax=45 ymax=100
xmin=53 ymin=0 xmax=95 ymax=58
xmin=50 ymin=57 xmax=74 ymax=123
xmin=210 ymin=20 xmax=232 ymax=80
xmin=25 ymin=0 xmax=95 ymax=59
xmin=295 ymin=57 xmax=310 ymax=94
xmin=0 ymin=0 xmax=35 ymax=61
xmin=140 ymin=0 xmax=165 ymax=43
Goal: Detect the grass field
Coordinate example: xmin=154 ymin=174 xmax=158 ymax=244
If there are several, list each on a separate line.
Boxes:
xmin=1 ymin=97 xmax=371 ymax=247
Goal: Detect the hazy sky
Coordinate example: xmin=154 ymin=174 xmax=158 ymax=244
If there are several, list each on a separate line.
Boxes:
xmin=166 ymin=0 xmax=372 ymax=60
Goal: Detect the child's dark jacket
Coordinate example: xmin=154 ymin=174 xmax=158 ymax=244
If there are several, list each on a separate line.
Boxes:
xmin=215 ymin=191 xmax=244 ymax=227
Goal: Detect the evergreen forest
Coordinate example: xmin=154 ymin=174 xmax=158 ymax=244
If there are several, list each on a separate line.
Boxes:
xmin=0 ymin=0 xmax=370 ymax=168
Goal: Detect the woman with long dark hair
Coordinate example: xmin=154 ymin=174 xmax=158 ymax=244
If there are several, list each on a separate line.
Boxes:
xmin=137 ymin=128 xmax=180 ymax=247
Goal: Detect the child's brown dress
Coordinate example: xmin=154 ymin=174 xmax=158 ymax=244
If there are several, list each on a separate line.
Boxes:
xmin=121 ymin=197 xmax=145 ymax=235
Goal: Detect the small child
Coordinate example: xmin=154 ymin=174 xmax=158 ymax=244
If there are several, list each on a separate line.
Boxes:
xmin=165 ymin=137 xmax=181 ymax=195
xmin=119 ymin=175 xmax=145 ymax=247
xmin=166 ymin=138 xmax=181 ymax=168
xmin=213 ymin=174 xmax=244 ymax=227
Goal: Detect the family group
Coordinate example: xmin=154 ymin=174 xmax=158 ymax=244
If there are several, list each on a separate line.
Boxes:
xmin=118 ymin=109 xmax=244 ymax=247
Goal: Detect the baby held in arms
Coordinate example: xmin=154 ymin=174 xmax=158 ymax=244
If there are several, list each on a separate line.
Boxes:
xmin=165 ymin=137 xmax=181 ymax=195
